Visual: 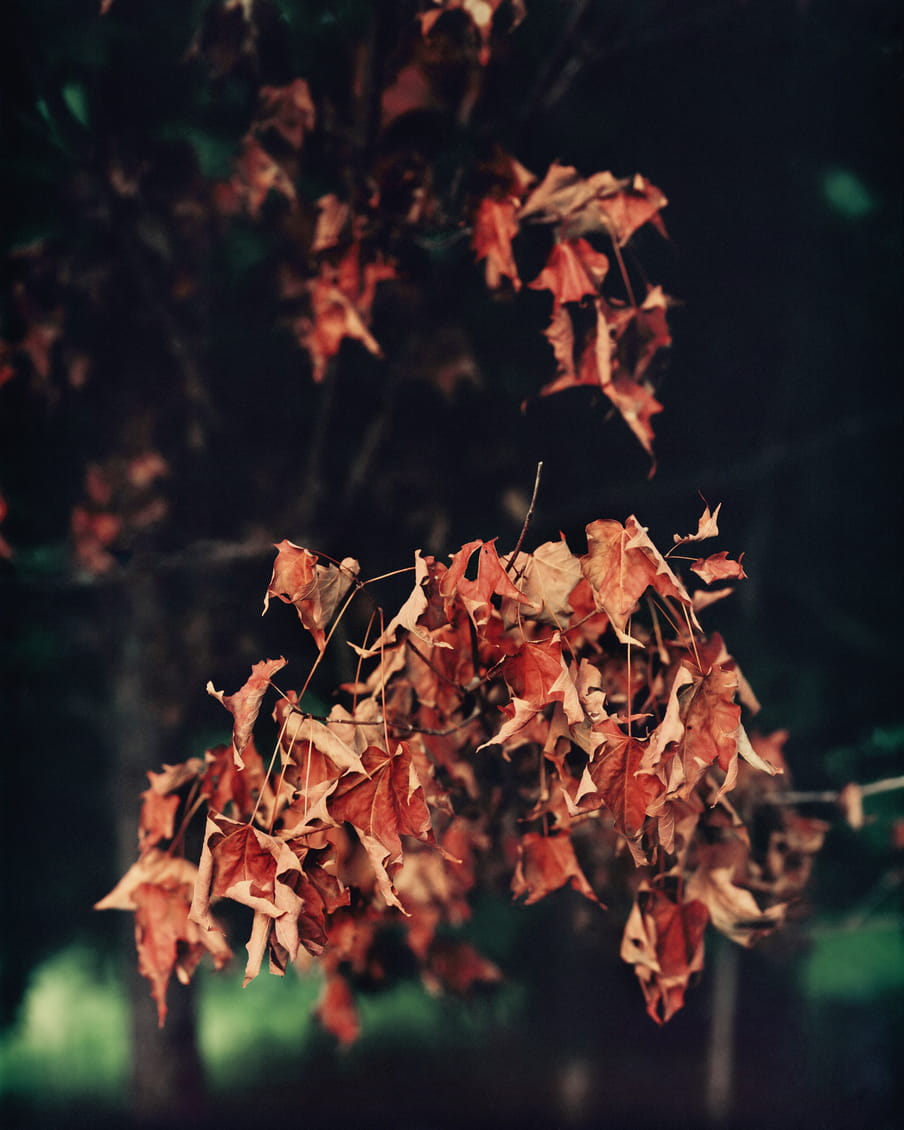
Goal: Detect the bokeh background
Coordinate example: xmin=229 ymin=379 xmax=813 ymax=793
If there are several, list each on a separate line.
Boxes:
xmin=1 ymin=1 xmax=901 ymax=1128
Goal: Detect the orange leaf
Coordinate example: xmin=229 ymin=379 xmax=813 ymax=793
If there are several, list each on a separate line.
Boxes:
xmin=528 ymin=238 xmax=608 ymax=310
xmin=206 ymin=656 xmax=287 ymax=765
xmin=511 ymin=832 xmax=601 ymax=906
xmin=620 ymin=881 xmax=707 ymax=1024
xmin=691 ymin=551 xmax=748 ymax=584
xmin=328 ymin=743 xmax=441 ymax=912
xmin=580 ymin=516 xmax=697 ymax=645
xmin=263 ymin=542 xmax=360 ymax=651
xmin=472 ymin=196 xmax=521 ymax=290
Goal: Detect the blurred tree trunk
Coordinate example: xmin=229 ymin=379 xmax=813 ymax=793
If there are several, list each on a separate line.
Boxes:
xmin=111 ymin=568 xmax=206 ymax=1122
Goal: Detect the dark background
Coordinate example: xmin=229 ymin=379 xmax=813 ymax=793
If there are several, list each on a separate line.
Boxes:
xmin=1 ymin=1 xmax=901 ymax=1128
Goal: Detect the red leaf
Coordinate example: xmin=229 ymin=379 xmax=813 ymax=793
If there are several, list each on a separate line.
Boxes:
xmin=581 ymin=719 xmax=663 ymax=852
xmin=440 ymin=538 xmax=530 ymax=629
xmin=691 ymin=551 xmax=748 ymax=584
xmin=95 ymin=851 xmax=232 ymax=1026
xmin=200 ymin=740 xmax=268 ymax=821
xmin=528 ymin=238 xmax=608 ymax=310
xmin=580 ymin=516 xmax=697 ymax=645
xmin=190 ymin=813 xmax=332 ymax=985
xmin=472 ymin=196 xmax=521 ymax=290
xmin=620 ymin=881 xmax=708 ymax=1024
xmin=317 ymin=971 xmax=360 ymax=1045
xmin=206 ymin=656 xmax=287 ymax=765
xmin=232 ymin=136 xmax=296 ymax=218
xmin=328 ymin=743 xmax=440 ymax=911
xmin=673 ymin=502 xmax=722 ymax=546
xmin=511 ymin=831 xmax=601 ymax=905
xmin=596 ymin=174 xmax=669 ymax=246
xmin=263 ymin=541 xmax=360 ymax=650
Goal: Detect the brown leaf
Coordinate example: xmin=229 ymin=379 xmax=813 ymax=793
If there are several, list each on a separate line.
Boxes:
xmin=316 ymin=971 xmax=360 ymax=1044
xmin=687 ymin=852 xmax=786 ymax=946
xmin=673 ymin=502 xmax=722 ymax=546
xmin=200 ymin=741 xmax=269 ymax=821
xmin=232 ymin=135 xmax=296 ymax=218
xmin=675 ymin=664 xmax=742 ymax=800
xmin=691 ymin=552 xmax=748 ymax=584
xmin=620 ymin=881 xmax=707 ymax=1024
xmin=578 ymin=718 xmax=663 ymax=854
xmin=596 ymin=173 xmax=669 ymax=246
xmin=510 ymin=537 xmax=584 ymax=626
xmin=327 ymin=743 xmax=441 ymax=912
xmin=528 ymin=238 xmax=608 ymax=310
xmin=511 ymin=831 xmax=601 ymax=905
xmin=95 ymin=851 xmax=232 ymax=1026
xmin=206 ymin=656 xmax=287 ymax=765
xmin=472 ymin=196 xmax=521 ymax=290
xmin=502 ymin=634 xmax=584 ymax=724
xmin=580 ymin=516 xmax=697 ymax=645
xmin=263 ymin=541 xmax=360 ymax=650
xmin=190 ymin=813 xmax=331 ymax=985
xmin=424 ymin=938 xmax=502 ymax=994
xmin=441 ymin=538 xmax=530 ymax=630
xmin=138 ymin=787 xmax=180 ymax=854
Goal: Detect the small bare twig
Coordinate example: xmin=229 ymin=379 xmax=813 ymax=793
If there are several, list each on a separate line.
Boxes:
xmin=506 ymin=461 xmax=543 ymax=577
xmin=763 ymin=774 xmax=904 ymax=806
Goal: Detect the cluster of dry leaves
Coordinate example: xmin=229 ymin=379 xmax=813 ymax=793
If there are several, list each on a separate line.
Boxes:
xmin=208 ymin=0 xmax=672 ymax=466
xmin=98 ymin=502 xmax=828 ymax=1033
xmin=1 ymin=0 xmax=674 ymax=576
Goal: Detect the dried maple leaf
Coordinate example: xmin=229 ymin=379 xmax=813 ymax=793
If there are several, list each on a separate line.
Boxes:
xmin=540 ymin=306 xmax=577 ymax=386
xmin=620 ymin=881 xmax=708 ymax=1024
xmin=519 ymin=163 xmax=621 ymax=234
xmin=95 ymin=850 xmax=232 ymax=1026
xmin=519 ymin=163 xmax=667 ymax=246
xmin=477 ymin=694 xmax=551 ymax=755
xmin=136 ymin=754 xmax=203 ymax=849
xmin=294 ymin=277 xmax=382 ymax=382
xmin=528 ymin=238 xmax=608 ymax=311
xmin=138 ymin=785 xmax=180 ymax=854
xmin=673 ymin=502 xmax=722 ymax=546
xmin=356 ymin=550 xmax=449 ymax=656
xmin=206 ymin=656 xmax=287 ymax=766
xmin=569 ymin=718 xmax=663 ymax=863
xmin=200 ymin=741 xmax=268 ymax=821
xmin=263 ymin=541 xmax=360 ymax=651
xmin=675 ymin=663 xmax=742 ymax=800
xmin=327 ymin=743 xmax=442 ymax=912
xmin=472 ymin=196 xmax=521 ymax=290
xmin=276 ymin=700 xmax=369 ymax=777
xmin=424 ymin=938 xmax=502 ymax=995
xmin=502 ymin=634 xmax=584 ymax=725
xmin=686 ymin=858 xmax=786 ymax=946
xmin=511 ymin=831 xmax=601 ymax=906
xmin=691 ymin=552 xmax=748 ymax=584
xmin=316 ymin=970 xmax=360 ymax=1044
xmin=509 ymin=537 xmax=584 ymax=626
xmin=534 ymin=289 xmax=669 ymax=463
xmin=440 ymin=538 xmax=530 ymax=629
xmin=581 ymin=516 xmax=697 ymax=645
xmin=596 ymin=174 xmax=669 ymax=247
xmin=190 ymin=813 xmax=333 ymax=985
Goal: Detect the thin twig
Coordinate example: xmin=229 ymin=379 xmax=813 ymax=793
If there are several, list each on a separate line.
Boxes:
xmin=506 ymin=460 xmax=543 ymax=575
xmin=763 ymin=774 xmax=904 ymax=806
